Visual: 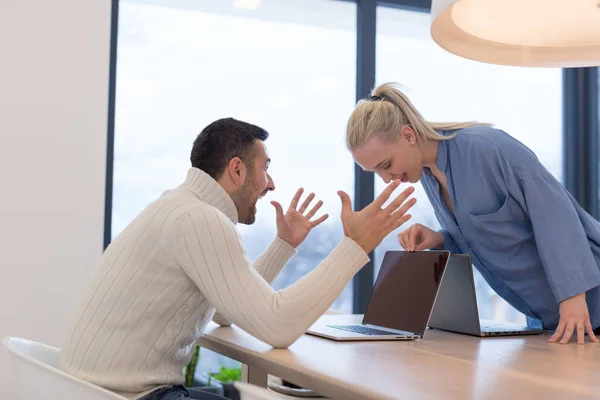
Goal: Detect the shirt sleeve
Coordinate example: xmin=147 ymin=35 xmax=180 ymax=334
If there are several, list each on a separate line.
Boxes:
xmin=172 ymin=205 xmax=369 ymax=348
xmin=472 ymin=132 xmax=600 ymax=303
xmin=438 ymin=228 xmax=462 ymax=254
xmin=518 ymin=168 xmax=600 ymax=302
xmin=212 ymin=237 xmax=296 ymax=326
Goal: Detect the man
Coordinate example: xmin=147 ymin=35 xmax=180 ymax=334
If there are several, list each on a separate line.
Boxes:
xmin=60 ymin=118 xmax=416 ymax=399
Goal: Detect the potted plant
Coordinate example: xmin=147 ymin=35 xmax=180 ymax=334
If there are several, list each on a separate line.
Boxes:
xmin=184 ymin=346 xmax=224 ymax=396
xmin=204 ymin=366 xmax=242 ymax=400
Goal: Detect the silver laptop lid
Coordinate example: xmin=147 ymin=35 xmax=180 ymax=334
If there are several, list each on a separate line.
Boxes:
xmin=428 ymin=254 xmax=482 ymax=335
xmin=363 ymin=251 xmax=450 ymax=337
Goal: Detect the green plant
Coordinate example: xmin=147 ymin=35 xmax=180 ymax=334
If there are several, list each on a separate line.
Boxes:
xmin=208 ymin=366 xmax=242 ymax=384
xmin=184 ymin=345 xmax=200 ymax=387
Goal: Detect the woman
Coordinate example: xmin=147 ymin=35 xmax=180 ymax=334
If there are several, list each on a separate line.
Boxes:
xmin=346 ymin=82 xmax=600 ymax=345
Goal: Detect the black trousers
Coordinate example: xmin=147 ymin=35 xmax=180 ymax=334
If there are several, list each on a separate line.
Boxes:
xmin=140 ymin=386 xmax=230 ymax=400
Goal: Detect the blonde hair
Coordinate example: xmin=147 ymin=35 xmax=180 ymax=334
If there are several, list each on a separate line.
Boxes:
xmin=345 ymin=82 xmax=490 ymax=150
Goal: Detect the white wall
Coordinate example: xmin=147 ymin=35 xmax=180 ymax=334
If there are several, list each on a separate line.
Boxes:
xmin=0 ymin=0 xmax=112 ymax=346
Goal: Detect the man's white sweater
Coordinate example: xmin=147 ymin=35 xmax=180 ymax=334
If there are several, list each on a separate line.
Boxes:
xmin=59 ymin=167 xmax=369 ymax=398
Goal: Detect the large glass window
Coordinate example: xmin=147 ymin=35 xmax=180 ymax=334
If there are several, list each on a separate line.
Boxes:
xmin=114 ymin=1 xmax=357 ymax=370
xmin=374 ymin=6 xmax=563 ymax=324
xmin=115 ymin=0 xmax=357 ymax=378
xmin=113 ymin=0 xmax=571 ymax=353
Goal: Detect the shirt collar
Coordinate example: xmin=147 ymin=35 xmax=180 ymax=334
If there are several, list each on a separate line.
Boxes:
xmin=435 ymin=130 xmax=450 ymax=173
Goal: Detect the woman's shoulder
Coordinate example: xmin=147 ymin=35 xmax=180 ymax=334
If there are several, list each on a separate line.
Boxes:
xmin=449 ymin=125 xmax=540 ymax=171
xmin=447 ymin=125 xmax=540 ymax=170
xmin=452 ymin=125 xmax=512 ymax=146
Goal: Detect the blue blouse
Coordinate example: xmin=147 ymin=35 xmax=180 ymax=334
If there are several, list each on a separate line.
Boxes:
xmin=421 ymin=126 xmax=600 ymax=329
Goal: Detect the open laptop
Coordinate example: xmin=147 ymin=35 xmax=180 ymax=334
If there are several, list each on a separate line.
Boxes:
xmin=428 ymin=254 xmax=545 ymax=337
xmin=306 ymin=250 xmax=450 ymax=341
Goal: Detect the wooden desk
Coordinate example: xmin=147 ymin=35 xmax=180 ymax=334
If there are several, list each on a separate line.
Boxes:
xmin=198 ymin=315 xmax=600 ymax=399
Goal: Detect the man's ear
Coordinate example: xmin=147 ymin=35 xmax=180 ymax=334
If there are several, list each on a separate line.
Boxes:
xmin=401 ymin=125 xmax=415 ymax=144
xmin=227 ymin=157 xmax=247 ymax=186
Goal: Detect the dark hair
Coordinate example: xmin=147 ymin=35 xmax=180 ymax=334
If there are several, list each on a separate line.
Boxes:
xmin=191 ymin=118 xmax=269 ymax=180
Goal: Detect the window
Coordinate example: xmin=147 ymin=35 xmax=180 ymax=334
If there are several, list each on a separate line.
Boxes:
xmin=373 ymin=6 xmax=563 ymax=324
xmin=114 ymin=0 xmax=356 ymax=373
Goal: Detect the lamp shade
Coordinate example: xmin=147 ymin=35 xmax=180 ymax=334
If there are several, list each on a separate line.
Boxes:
xmin=431 ymin=0 xmax=600 ymax=67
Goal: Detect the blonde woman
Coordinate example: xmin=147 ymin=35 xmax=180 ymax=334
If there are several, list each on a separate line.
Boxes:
xmin=346 ymin=82 xmax=600 ymax=345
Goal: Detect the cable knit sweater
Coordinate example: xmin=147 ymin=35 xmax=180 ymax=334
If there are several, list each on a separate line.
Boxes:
xmin=59 ymin=167 xmax=369 ymax=398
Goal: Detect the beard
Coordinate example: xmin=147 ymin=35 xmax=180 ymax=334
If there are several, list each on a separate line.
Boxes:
xmin=232 ymin=176 xmax=261 ymax=225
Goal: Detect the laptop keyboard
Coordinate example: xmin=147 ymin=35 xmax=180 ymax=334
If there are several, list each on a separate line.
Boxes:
xmin=327 ymin=324 xmax=400 ymax=336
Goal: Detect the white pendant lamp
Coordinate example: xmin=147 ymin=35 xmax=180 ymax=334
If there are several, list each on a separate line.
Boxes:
xmin=430 ymin=0 xmax=600 ymax=67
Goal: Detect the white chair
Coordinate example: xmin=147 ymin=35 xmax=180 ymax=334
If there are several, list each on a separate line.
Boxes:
xmin=234 ymin=382 xmax=292 ymax=400
xmin=0 ymin=337 xmax=127 ymax=400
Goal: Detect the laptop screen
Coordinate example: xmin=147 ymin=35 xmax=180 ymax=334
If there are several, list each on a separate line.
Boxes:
xmin=363 ymin=251 xmax=450 ymax=336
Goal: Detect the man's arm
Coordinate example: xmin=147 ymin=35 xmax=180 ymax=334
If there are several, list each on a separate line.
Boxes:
xmin=213 ymin=188 xmax=328 ymax=326
xmin=252 ymin=237 xmax=296 ymax=282
xmin=212 ymin=237 xmax=295 ymax=326
xmin=173 ymin=206 xmax=369 ymax=348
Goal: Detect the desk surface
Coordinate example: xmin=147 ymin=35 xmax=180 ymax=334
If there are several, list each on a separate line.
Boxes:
xmin=198 ymin=315 xmax=600 ymax=400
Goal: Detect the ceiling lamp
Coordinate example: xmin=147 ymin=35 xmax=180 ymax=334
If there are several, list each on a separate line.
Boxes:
xmin=430 ymin=0 xmax=600 ymax=67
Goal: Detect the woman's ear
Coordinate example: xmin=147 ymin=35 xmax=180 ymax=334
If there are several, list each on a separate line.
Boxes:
xmin=401 ymin=125 xmax=416 ymax=145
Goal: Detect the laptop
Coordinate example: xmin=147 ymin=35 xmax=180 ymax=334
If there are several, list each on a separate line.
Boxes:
xmin=428 ymin=254 xmax=545 ymax=337
xmin=306 ymin=250 xmax=450 ymax=341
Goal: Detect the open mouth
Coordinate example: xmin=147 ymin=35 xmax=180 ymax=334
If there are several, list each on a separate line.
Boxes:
xmin=400 ymin=173 xmax=408 ymax=183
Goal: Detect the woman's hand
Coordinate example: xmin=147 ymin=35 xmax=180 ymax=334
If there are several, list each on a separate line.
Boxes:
xmin=548 ymin=292 xmax=599 ymax=345
xmin=398 ymin=223 xmax=444 ymax=252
